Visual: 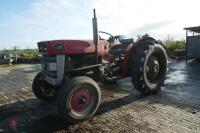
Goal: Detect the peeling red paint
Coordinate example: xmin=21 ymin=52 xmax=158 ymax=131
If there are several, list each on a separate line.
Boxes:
xmin=9 ymin=119 xmax=18 ymax=128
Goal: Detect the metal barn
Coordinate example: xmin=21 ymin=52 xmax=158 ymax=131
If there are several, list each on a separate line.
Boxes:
xmin=184 ymin=26 xmax=200 ymax=59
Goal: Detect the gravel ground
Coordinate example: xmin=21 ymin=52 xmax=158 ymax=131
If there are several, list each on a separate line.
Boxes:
xmin=0 ymin=61 xmax=200 ymax=133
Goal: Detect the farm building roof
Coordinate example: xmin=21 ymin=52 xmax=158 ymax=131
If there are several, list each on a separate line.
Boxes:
xmin=184 ymin=26 xmax=200 ymax=33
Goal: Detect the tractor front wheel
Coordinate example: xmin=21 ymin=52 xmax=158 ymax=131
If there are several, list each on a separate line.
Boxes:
xmin=32 ymin=72 xmax=58 ymax=101
xmin=57 ymin=76 xmax=101 ymax=124
xmin=129 ymin=43 xmax=167 ymax=95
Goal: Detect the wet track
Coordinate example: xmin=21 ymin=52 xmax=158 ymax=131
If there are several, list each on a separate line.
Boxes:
xmin=0 ymin=61 xmax=200 ymax=133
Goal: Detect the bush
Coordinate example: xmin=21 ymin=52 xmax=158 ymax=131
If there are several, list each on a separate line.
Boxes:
xmin=163 ymin=36 xmax=186 ymax=58
xmin=0 ymin=49 xmax=13 ymax=55
xmin=163 ymin=38 xmax=185 ymax=51
xmin=19 ymin=49 xmax=39 ymax=59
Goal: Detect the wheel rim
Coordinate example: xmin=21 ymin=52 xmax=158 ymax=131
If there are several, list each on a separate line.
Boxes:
xmin=39 ymin=76 xmax=56 ymax=97
xmin=145 ymin=55 xmax=160 ymax=84
xmin=70 ymin=87 xmax=94 ymax=114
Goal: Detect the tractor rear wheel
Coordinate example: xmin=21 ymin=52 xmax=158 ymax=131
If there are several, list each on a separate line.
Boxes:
xmin=32 ymin=72 xmax=58 ymax=101
xmin=129 ymin=43 xmax=167 ymax=95
xmin=57 ymin=76 xmax=101 ymax=124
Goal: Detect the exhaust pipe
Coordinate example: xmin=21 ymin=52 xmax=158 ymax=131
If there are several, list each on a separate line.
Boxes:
xmin=92 ymin=9 xmax=99 ymax=63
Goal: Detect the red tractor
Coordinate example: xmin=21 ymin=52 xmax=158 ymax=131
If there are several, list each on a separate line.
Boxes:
xmin=32 ymin=9 xmax=167 ymax=123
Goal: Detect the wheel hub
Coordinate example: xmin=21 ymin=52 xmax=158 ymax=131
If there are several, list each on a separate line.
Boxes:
xmin=70 ymin=88 xmax=92 ymax=112
xmin=40 ymin=80 xmax=56 ymax=96
xmin=78 ymin=96 xmax=88 ymax=104
xmin=146 ymin=56 xmax=160 ymax=82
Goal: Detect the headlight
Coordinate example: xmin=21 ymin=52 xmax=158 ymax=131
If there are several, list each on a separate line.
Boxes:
xmin=55 ymin=44 xmax=64 ymax=50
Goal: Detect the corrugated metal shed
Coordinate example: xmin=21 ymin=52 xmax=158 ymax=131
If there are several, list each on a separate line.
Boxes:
xmin=184 ymin=26 xmax=200 ymax=59
xmin=184 ymin=26 xmax=200 ymax=33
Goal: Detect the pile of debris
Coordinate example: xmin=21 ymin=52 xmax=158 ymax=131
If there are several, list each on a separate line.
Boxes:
xmin=0 ymin=54 xmax=17 ymax=65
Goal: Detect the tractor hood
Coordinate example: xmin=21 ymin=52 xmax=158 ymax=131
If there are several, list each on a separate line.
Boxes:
xmin=38 ymin=39 xmax=109 ymax=55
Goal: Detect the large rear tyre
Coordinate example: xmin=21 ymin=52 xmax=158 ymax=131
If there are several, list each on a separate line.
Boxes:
xmin=32 ymin=72 xmax=58 ymax=101
xmin=129 ymin=43 xmax=167 ymax=95
xmin=57 ymin=76 xmax=101 ymax=124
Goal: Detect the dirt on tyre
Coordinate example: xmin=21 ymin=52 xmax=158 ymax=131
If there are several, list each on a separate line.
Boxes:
xmin=129 ymin=42 xmax=167 ymax=95
xmin=57 ymin=76 xmax=101 ymax=124
xmin=32 ymin=71 xmax=58 ymax=101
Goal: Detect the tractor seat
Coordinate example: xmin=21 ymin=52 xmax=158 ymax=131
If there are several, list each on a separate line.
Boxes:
xmin=110 ymin=43 xmax=130 ymax=55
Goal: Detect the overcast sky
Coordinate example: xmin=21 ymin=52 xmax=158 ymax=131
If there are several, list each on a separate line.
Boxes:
xmin=0 ymin=0 xmax=200 ymax=49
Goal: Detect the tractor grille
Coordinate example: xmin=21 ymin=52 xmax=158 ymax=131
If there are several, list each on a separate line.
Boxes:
xmin=41 ymin=55 xmax=57 ymax=78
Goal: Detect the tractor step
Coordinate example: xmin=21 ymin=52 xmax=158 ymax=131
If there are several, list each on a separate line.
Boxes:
xmin=106 ymin=76 xmax=124 ymax=81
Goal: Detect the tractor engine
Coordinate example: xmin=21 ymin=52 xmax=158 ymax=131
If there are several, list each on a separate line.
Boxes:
xmin=38 ymin=41 xmax=102 ymax=85
xmin=103 ymin=53 xmax=125 ymax=79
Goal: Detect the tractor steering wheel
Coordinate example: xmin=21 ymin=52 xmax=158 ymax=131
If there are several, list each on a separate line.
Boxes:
xmin=99 ymin=31 xmax=115 ymax=42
